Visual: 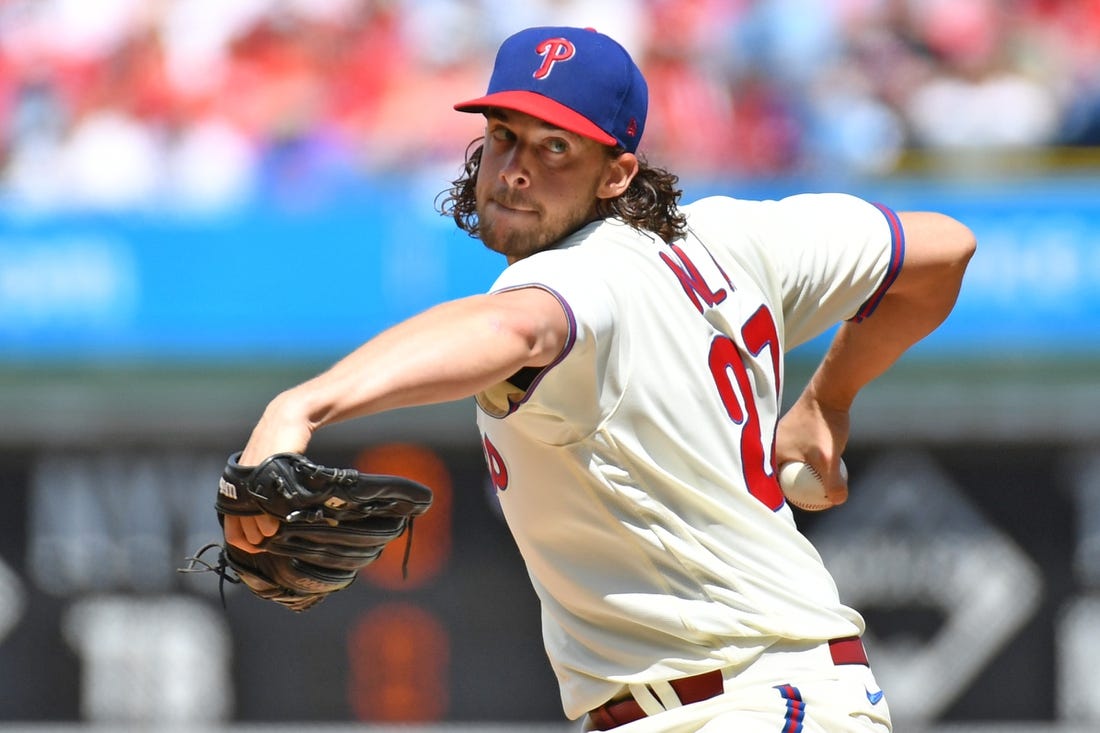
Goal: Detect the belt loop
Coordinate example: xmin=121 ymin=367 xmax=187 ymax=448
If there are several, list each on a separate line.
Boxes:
xmin=586 ymin=669 xmax=725 ymax=731
xmin=626 ymin=683 xmax=666 ymax=716
xmin=646 ymin=680 xmax=682 ymax=711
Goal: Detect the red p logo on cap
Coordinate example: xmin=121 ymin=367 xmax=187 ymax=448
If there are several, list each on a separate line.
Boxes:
xmin=533 ymin=38 xmax=575 ymax=79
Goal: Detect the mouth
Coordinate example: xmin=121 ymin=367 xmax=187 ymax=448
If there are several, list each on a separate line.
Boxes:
xmin=491 ymin=195 xmax=538 ymax=215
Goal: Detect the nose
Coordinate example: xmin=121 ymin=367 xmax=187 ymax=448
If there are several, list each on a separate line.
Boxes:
xmin=499 ymin=145 xmax=530 ymax=188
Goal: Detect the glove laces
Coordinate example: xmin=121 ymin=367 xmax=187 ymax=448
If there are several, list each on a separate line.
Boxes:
xmin=401 ymin=517 xmax=417 ymax=580
xmin=177 ymin=542 xmax=242 ymax=609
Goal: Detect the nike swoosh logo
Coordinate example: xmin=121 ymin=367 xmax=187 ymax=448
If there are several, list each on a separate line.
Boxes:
xmin=866 ymin=687 xmax=885 ymax=705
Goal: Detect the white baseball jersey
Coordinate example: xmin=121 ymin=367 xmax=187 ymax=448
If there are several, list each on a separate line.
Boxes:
xmin=474 ymin=193 xmax=904 ymax=720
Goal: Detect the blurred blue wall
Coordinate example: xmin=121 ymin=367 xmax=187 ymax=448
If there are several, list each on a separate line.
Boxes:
xmin=4 ymin=175 xmax=1099 ymax=365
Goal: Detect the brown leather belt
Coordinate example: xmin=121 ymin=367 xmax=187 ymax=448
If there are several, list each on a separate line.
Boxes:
xmin=586 ymin=636 xmax=869 ymax=731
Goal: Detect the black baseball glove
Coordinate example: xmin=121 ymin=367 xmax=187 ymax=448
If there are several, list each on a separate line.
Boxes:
xmin=181 ymin=451 xmax=433 ymax=612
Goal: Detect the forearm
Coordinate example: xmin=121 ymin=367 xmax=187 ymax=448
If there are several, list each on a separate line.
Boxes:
xmin=805 ymin=289 xmax=954 ymax=411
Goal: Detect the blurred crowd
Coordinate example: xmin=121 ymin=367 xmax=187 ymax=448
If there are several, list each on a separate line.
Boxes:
xmin=1 ymin=0 xmax=1099 ymax=212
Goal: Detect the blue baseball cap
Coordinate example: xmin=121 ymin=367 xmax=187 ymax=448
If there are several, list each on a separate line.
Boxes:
xmin=454 ymin=26 xmax=648 ymax=153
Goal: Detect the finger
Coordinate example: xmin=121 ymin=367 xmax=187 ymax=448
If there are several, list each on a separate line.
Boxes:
xmin=823 ymin=460 xmax=850 ymax=505
xmin=256 ymin=513 xmax=280 ymax=537
xmin=241 ymin=515 xmax=267 ymax=545
xmin=825 ymin=484 xmax=849 ymax=506
xmin=224 ymin=515 xmax=264 ymax=554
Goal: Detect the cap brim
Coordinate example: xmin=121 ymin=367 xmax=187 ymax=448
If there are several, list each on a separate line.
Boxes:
xmin=454 ymin=91 xmax=617 ymax=147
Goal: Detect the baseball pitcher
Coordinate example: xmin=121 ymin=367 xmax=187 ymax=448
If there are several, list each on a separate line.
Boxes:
xmin=209 ymin=26 xmax=975 ymax=732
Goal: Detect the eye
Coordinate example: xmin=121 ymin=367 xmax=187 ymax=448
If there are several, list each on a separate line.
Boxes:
xmin=545 ymin=137 xmax=569 ymax=154
xmin=488 ymin=125 xmax=515 ymax=143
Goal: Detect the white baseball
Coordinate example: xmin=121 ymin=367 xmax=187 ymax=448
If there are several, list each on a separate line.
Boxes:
xmin=778 ymin=460 xmax=848 ymax=512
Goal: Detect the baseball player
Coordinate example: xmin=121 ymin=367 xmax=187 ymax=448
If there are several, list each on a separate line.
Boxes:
xmin=224 ymin=26 xmax=975 ymax=732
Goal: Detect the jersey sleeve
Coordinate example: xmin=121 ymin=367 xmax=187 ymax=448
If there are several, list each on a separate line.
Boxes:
xmin=479 ymin=246 xmax=618 ymax=422
xmin=774 ymin=194 xmax=903 ymax=349
xmin=687 ymin=193 xmax=904 ymax=351
xmin=487 ymin=247 xmax=616 ymax=345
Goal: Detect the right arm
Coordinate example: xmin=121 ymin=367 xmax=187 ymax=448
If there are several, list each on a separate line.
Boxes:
xmin=239 ymin=287 xmax=569 ymax=463
xmin=226 ymin=286 xmax=569 ymax=548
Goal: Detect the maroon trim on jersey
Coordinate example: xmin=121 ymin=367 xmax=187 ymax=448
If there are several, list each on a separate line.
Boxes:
xmin=481 ymin=283 xmax=578 ymax=418
xmin=851 ymin=203 xmax=904 ymax=323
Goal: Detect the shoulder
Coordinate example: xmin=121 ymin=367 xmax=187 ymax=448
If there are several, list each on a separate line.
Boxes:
xmin=679 ymin=196 xmax=777 ymax=242
xmin=681 ymin=195 xmax=743 ymax=222
xmin=683 ymin=193 xmax=874 ymax=221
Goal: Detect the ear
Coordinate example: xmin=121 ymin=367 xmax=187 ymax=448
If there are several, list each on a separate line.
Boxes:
xmin=596 ymin=152 xmax=640 ymax=200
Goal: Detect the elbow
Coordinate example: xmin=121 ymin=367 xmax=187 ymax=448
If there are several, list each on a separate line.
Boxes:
xmin=893 ymin=212 xmax=977 ymax=302
xmin=954 ymin=219 xmax=977 ymax=270
xmin=949 ymin=222 xmax=977 ymax=299
xmin=935 ymin=217 xmax=976 ymax=298
xmin=925 ymin=212 xmax=976 ymax=271
xmin=909 ymin=211 xmax=977 ymax=275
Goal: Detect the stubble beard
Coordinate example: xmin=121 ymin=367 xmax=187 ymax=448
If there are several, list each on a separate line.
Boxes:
xmin=479 ymin=212 xmax=556 ymax=261
xmin=477 ymin=193 xmax=598 ymax=262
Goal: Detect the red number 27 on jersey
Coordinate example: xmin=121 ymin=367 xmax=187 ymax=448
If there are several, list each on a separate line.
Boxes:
xmin=708 ymin=305 xmax=784 ymax=510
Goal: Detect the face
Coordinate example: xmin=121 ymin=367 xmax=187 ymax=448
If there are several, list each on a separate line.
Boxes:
xmin=474 ymin=109 xmax=637 ymax=262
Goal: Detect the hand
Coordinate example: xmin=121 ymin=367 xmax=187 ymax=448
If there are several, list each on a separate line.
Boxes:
xmin=224 ymin=513 xmax=280 ymax=553
xmin=223 ymin=383 xmax=324 ymax=554
xmin=775 ymin=393 xmax=851 ymax=507
xmin=227 ymin=395 xmax=312 ymax=553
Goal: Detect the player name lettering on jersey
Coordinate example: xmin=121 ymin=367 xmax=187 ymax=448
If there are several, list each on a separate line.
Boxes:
xmin=658 ymin=241 xmax=733 ymax=314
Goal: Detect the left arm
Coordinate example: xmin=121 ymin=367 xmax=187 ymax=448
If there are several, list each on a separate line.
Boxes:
xmin=776 ymin=211 xmax=976 ymax=505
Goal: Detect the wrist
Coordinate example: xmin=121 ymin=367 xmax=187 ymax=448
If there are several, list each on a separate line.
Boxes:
xmin=804 ymin=374 xmax=857 ymax=414
xmin=240 ymin=390 xmax=315 ymax=464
